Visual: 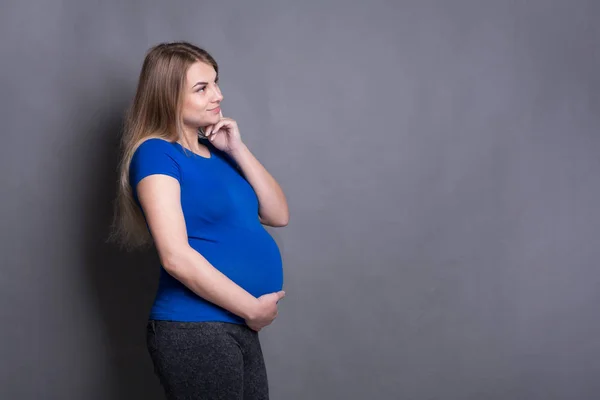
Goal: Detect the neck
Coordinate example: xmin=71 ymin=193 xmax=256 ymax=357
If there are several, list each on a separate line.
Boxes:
xmin=179 ymin=125 xmax=203 ymax=152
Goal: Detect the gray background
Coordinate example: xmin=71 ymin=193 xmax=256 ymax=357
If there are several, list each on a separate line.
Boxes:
xmin=1 ymin=0 xmax=599 ymax=399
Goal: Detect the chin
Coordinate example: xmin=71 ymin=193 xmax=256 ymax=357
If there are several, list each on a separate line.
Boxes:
xmin=201 ymin=115 xmax=218 ymax=124
xmin=197 ymin=117 xmax=216 ymax=127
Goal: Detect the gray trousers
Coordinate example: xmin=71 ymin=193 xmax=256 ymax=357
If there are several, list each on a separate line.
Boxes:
xmin=146 ymin=320 xmax=269 ymax=400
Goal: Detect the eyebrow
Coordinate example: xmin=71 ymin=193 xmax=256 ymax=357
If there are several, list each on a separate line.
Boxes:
xmin=192 ymin=76 xmax=219 ymax=88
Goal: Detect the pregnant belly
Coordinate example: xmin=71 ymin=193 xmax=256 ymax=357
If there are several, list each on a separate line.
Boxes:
xmin=189 ymin=227 xmax=284 ymax=297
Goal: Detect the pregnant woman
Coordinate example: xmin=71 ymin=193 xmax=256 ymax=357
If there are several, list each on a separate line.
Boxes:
xmin=110 ymin=41 xmax=288 ymax=400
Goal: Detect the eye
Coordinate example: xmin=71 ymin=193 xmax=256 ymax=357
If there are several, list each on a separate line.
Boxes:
xmin=195 ymin=86 xmax=206 ymax=93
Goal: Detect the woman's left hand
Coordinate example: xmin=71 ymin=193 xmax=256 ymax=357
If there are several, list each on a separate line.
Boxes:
xmin=204 ymin=111 xmax=244 ymax=154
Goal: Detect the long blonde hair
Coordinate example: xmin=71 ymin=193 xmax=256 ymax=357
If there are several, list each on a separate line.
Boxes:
xmin=109 ymin=42 xmax=218 ymax=250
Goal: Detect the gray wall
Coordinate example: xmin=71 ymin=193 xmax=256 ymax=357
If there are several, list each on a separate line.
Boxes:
xmin=1 ymin=0 xmax=599 ymax=399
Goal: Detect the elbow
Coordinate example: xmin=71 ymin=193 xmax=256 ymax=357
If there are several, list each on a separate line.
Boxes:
xmin=272 ymin=212 xmax=290 ymax=227
xmin=278 ymin=214 xmax=290 ymax=227
xmin=160 ymin=254 xmax=178 ymax=274
xmin=159 ymin=246 xmax=189 ymax=274
xmin=259 ymin=208 xmax=289 ymax=227
xmin=275 ymin=205 xmax=290 ymax=227
xmin=260 ymin=214 xmax=289 ymax=227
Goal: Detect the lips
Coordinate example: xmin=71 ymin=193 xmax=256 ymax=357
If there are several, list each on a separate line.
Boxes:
xmin=208 ymin=106 xmax=221 ymax=113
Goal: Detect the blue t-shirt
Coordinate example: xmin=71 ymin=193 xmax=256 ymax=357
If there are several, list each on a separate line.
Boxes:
xmin=129 ymin=138 xmax=284 ymax=324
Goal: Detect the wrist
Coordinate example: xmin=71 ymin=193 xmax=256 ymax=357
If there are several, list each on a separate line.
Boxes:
xmin=227 ymin=142 xmax=248 ymax=159
xmin=240 ymin=296 xmax=259 ymax=320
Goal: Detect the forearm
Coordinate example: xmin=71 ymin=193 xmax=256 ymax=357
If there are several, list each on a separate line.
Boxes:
xmin=161 ymin=245 xmax=259 ymax=320
xmin=229 ymin=143 xmax=289 ymax=226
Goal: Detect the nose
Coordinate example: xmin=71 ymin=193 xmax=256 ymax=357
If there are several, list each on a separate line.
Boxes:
xmin=210 ymin=83 xmax=223 ymax=102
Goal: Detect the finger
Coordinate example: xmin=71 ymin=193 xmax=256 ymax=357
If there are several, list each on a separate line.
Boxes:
xmin=269 ymin=291 xmax=284 ymax=302
xmin=215 ymin=120 xmax=231 ymax=136
xmin=208 ymin=121 xmax=223 ymax=136
xmin=219 ymin=109 xmax=223 ymax=118
xmin=217 ymin=118 xmax=230 ymax=130
xmin=210 ymin=121 xmax=223 ymax=136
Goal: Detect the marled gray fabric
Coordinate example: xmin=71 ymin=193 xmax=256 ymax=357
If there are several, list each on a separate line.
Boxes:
xmin=146 ymin=320 xmax=269 ymax=400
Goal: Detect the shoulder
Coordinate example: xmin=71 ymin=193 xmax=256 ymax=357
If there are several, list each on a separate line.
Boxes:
xmin=130 ymin=138 xmax=182 ymax=189
xmin=131 ymin=138 xmax=182 ymax=168
xmin=133 ymin=138 xmax=178 ymax=158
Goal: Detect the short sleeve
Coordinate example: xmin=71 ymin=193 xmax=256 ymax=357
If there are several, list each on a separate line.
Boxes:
xmin=129 ymin=139 xmax=181 ymax=197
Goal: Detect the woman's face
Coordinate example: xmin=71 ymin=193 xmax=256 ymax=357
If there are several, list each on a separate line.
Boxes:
xmin=181 ymin=61 xmax=223 ymax=130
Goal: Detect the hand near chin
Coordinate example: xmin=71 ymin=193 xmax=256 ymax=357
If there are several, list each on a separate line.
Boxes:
xmin=203 ymin=110 xmax=245 ymax=154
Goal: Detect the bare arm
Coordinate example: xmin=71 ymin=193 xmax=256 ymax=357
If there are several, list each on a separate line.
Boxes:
xmin=136 ymin=174 xmax=260 ymax=320
xmin=228 ymin=144 xmax=289 ymax=227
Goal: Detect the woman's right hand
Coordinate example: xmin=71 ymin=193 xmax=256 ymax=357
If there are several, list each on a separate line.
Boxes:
xmin=245 ymin=291 xmax=286 ymax=332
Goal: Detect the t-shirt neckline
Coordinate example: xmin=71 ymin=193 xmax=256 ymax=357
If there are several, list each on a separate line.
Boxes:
xmin=173 ymin=140 xmax=213 ymax=160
